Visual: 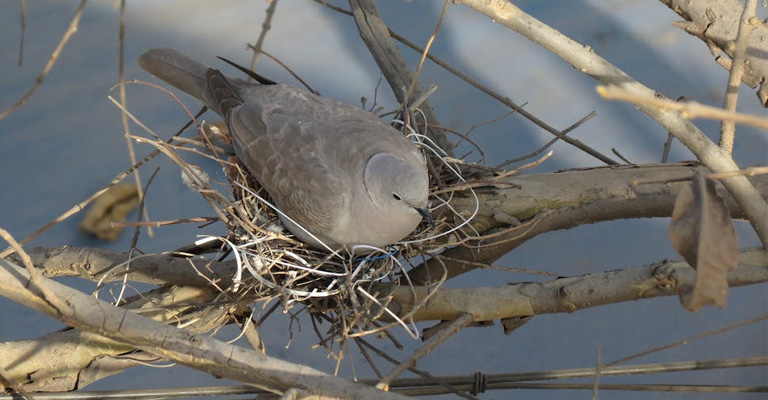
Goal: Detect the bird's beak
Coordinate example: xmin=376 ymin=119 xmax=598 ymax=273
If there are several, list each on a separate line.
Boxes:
xmin=416 ymin=206 xmax=435 ymax=229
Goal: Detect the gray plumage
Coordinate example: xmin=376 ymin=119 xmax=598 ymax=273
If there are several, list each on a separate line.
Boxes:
xmin=138 ymin=48 xmax=430 ymax=252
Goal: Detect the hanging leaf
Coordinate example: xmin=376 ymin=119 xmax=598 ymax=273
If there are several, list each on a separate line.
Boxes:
xmin=667 ymin=171 xmax=739 ymax=311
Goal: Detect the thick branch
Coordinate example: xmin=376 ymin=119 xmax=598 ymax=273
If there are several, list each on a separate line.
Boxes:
xmin=390 ymin=249 xmax=768 ymax=322
xmin=17 ymin=246 xmax=236 ymax=287
xmin=658 ymin=0 xmax=768 ymax=105
xmin=0 ymin=258 xmax=408 ymax=400
xmin=408 ymin=163 xmax=768 ymax=283
xmin=0 ymin=329 xmax=132 ymax=392
xmin=0 ymin=284 xmax=223 ymax=392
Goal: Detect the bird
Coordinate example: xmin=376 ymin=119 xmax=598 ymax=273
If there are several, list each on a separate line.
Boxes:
xmin=138 ymin=48 xmax=431 ymax=253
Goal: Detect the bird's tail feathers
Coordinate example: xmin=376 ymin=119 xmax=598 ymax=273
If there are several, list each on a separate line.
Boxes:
xmin=138 ymin=48 xmax=211 ymax=106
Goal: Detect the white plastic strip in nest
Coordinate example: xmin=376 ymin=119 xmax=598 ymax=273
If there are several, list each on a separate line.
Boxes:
xmin=195 ymin=235 xmax=244 ymax=292
xmin=388 ymin=122 xmax=480 ymax=245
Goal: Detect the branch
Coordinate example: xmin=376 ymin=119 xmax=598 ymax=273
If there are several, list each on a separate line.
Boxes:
xmin=389 ymin=249 xmax=768 ymax=322
xmin=597 ymin=85 xmax=768 ymax=129
xmin=658 ymin=0 xmax=768 ymax=106
xmin=455 ymin=0 xmax=768 ymax=248
xmin=17 ymin=246 xmax=236 ymax=287
xmin=0 ymin=258 xmax=409 ymax=399
xmin=0 ymin=284 xmax=223 ymax=392
xmin=719 ymin=0 xmax=758 ymax=153
xmin=408 ymin=163 xmax=767 ymax=283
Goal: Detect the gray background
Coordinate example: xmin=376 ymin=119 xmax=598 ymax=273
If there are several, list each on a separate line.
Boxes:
xmin=0 ymin=1 xmax=766 ymax=398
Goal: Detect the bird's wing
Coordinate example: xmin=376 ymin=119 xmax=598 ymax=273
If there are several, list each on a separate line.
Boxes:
xmin=227 ymin=93 xmax=349 ymax=237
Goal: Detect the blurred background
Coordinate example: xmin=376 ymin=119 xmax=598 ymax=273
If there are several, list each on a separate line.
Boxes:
xmin=0 ymin=1 xmax=766 ymax=398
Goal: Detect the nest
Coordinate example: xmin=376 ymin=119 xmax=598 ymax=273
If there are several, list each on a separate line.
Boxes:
xmin=149 ymin=111 xmax=479 ymax=345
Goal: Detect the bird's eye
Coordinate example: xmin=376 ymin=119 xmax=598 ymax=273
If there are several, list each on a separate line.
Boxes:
xmin=392 ymin=192 xmax=402 ymax=201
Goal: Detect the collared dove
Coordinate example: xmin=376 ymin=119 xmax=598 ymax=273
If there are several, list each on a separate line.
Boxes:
xmin=138 ymin=48 xmax=431 ymax=252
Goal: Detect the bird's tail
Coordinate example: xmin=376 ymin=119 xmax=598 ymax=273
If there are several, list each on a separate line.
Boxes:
xmin=138 ymin=48 xmax=212 ymax=107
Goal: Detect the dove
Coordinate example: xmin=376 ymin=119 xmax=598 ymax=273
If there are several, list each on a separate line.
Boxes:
xmin=138 ymin=48 xmax=431 ymax=252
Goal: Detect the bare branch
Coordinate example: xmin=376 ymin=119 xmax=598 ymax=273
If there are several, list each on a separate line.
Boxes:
xmin=659 ymin=0 xmax=768 ymax=106
xmin=377 ymin=313 xmax=474 ymax=390
xmin=247 ymin=0 xmax=279 ymax=77
xmin=390 ymin=249 xmax=768 ymax=322
xmin=720 ymin=0 xmax=758 ymax=153
xmin=0 ymin=282 xmax=230 ymax=392
xmin=0 ymin=257 xmax=410 ymax=399
xmin=408 ymin=163 xmax=767 ymax=283
xmin=118 ymin=0 xmax=154 ymax=240
xmin=597 ymin=85 xmax=768 ymax=129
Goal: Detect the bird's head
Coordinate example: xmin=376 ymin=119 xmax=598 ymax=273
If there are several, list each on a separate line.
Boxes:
xmin=363 ymin=152 xmax=432 ymax=227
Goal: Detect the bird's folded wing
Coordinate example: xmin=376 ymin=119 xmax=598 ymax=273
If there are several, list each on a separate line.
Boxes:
xmin=228 ymin=101 xmax=348 ymax=235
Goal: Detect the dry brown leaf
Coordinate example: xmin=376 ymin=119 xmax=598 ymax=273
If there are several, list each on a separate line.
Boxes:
xmin=79 ymin=183 xmax=140 ymax=241
xmin=667 ymin=171 xmax=739 ymax=311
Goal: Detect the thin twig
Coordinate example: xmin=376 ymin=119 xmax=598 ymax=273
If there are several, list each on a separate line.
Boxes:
xmin=606 ymin=313 xmax=768 ymax=367
xmin=720 ymin=0 xmax=758 ymax=154
xmin=114 ymin=216 xmax=219 ymax=228
xmin=0 ymin=363 xmax=35 ymax=400
xmin=708 ymin=166 xmax=768 ymax=179
xmin=591 ymin=347 xmax=601 ymax=400
xmin=248 ymin=0 xmax=279 ymax=79
xmin=128 ymin=167 xmax=160 ymax=250
xmin=431 ymin=150 xmax=551 ymax=196
xmin=0 ymin=0 xmax=88 ymax=121
xmin=661 ymin=131 xmax=674 ymax=163
xmin=357 ymin=337 xmax=480 ymax=400
xmin=17 ymin=0 xmax=25 ymax=66
xmin=598 ymin=84 xmax=768 ymax=129
xmin=496 ymin=111 xmax=596 ymax=168
xmin=611 ymin=148 xmax=632 ymax=164
xmin=404 ymin=0 xmax=449 ymax=102
xmin=377 ymin=313 xmax=474 ymax=390
xmin=118 ymin=0 xmax=153 ymax=238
